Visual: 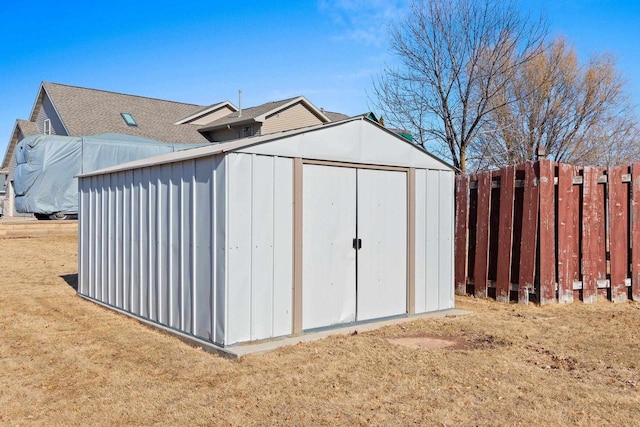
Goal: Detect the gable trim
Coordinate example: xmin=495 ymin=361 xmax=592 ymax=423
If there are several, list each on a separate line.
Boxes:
xmin=174 ymin=101 xmax=238 ymax=125
xmin=1 ymin=122 xmax=20 ymax=170
xmin=30 ymin=83 xmax=70 ymax=136
xmin=257 ymin=96 xmax=330 ymax=123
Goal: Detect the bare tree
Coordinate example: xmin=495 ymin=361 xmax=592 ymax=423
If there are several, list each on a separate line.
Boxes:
xmin=371 ymin=0 xmax=547 ymax=172
xmin=473 ymin=38 xmax=639 ymax=169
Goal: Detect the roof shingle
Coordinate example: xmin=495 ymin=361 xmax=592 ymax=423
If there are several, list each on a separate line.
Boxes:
xmin=42 ymin=82 xmax=211 ymax=143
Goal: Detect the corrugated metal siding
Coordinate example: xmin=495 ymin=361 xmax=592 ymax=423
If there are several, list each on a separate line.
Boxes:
xmin=414 ymin=169 xmax=427 ymax=313
xmin=225 ymin=153 xmax=293 ymax=344
xmin=261 ymin=103 xmax=323 ymax=134
xmin=438 ymin=170 xmax=455 ymax=309
xmin=79 ymin=155 xmax=227 ymax=345
xmin=79 ymin=152 xmax=294 ymax=346
xmin=414 ymin=169 xmax=455 ymax=312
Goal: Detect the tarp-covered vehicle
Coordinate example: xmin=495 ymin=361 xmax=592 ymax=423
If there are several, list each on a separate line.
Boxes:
xmin=14 ymin=134 xmax=205 ymax=219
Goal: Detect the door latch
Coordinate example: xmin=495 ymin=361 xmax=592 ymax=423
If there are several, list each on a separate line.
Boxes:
xmin=352 ymin=238 xmax=362 ymax=250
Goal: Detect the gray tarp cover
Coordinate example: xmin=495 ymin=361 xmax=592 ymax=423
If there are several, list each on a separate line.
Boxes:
xmin=14 ymin=134 xmax=205 ymax=214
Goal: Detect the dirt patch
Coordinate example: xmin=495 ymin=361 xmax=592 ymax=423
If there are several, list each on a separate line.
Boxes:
xmin=387 ymin=333 xmax=509 ymax=351
xmin=387 ymin=335 xmax=465 ymax=350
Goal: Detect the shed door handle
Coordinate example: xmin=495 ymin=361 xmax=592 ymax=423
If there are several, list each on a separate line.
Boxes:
xmin=352 ymin=238 xmax=362 ymax=250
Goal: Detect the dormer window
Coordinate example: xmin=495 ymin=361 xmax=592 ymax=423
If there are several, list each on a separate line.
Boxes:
xmin=43 ymin=119 xmax=51 ymax=135
xmin=121 ymin=112 xmax=137 ymax=127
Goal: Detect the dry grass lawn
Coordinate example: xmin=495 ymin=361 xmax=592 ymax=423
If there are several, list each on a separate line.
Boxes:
xmin=2 ymin=235 xmax=640 ymax=426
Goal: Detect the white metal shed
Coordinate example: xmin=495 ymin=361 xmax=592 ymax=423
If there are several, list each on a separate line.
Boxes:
xmin=77 ymin=117 xmax=456 ymax=347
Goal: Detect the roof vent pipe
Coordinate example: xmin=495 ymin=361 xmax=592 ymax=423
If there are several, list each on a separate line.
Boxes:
xmin=238 ymin=89 xmax=242 ymax=118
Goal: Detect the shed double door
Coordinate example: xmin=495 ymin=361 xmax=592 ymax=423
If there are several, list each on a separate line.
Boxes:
xmin=302 ymin=164 xmax=407 ymax=330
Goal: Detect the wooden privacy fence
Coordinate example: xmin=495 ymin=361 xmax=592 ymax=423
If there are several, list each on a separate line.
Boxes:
xmin=455 ymin=160 xmax=640 ymax=304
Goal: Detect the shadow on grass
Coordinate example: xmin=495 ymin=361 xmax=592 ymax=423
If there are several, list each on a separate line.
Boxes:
xmin=60 ymin=273 xmax=78 ymax=291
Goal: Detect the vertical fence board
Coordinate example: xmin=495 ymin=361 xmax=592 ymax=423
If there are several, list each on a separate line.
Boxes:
xmin=609 ymin=165 xmax=630 ymax=302
xmin=557 ymin=163 xmax=578 ymax=303
xmin=473 ymin=173 xmax=492 ymax=299
xmin=571 ymin=167 xmax=582 ymax=302
xmin=518 ymin=162 xmax=539 ymax=304
xmin=581 ymin=167 xmax=606 ymax=303
xmin=455 ymin=175 xmax=470 ymax=295
xmin=511 ymin=167 xmax=525 ymax=296
xmin=456 ymin=160 xmax=636 ymax=305
xmin=487 ymin=173 xmax=501 ymax=289
xmin=632 ymin=163 xmax=640 ymax=301
xmin=467 ymin=186 xmax=478 ymax=288
xmin=538 ymin=160 xmax=556 ymax=304
xmin=496 ymin=166 xmax=516 ymax=302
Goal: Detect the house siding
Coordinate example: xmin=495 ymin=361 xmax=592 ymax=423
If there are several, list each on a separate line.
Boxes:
xmin=261 ymin=103 xmax=324 ymax=134
xmin=190 ymin=106 xmax=237 ymax=125
xmin=36 ymin=94 xmax=67 ymax=136
xmin=207 ymin=127 xmax=242 ymax=143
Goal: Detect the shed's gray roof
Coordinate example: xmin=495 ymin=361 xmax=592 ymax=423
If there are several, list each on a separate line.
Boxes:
xmin=40 ymin=82 xmax=211 ymax=143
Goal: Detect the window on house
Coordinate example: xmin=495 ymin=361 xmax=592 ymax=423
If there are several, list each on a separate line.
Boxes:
xmin=43 ymin=119 xmax=51 ymax=135
xmin=121 ymin=112 xmax=137 ymax=127
xmin=242 ymin=126 xmax=252 ymax=137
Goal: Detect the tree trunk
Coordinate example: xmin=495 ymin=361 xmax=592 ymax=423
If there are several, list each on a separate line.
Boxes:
xmin=459 ymin=146 xmax=467 ymax=173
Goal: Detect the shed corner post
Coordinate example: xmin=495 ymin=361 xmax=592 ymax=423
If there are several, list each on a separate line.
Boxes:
xmin=77 ymin=176 xmax=84 ymax=295
xmin=292 ymin=157 xmax=303 ymax=334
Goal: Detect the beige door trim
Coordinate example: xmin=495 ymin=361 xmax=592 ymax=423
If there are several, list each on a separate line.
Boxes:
xmin=302 ymin=158 xmax=409 ymax=172
xmin=292 ymin=158 xmax=417 ymax=334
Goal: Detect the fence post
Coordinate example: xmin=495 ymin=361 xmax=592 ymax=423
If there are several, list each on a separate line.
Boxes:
xmin=632 ymin=163 xmax=640 ymax=301
xmin=455 ymin=174 xmax=469 ymax=295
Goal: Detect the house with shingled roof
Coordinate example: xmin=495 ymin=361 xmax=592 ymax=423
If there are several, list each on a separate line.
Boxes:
xmin=1 ymin=82 xmax=350 ymax=217
xmin=198 ymin=96 xmax=346 ymax=142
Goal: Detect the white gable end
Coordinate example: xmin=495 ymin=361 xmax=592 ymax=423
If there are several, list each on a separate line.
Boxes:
xmin=237 ymin=120 xmax=452 ymax=170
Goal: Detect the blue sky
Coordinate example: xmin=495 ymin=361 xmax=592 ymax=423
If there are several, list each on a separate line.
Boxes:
xmin=1 ymin=0 xmax=639 ymax=158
